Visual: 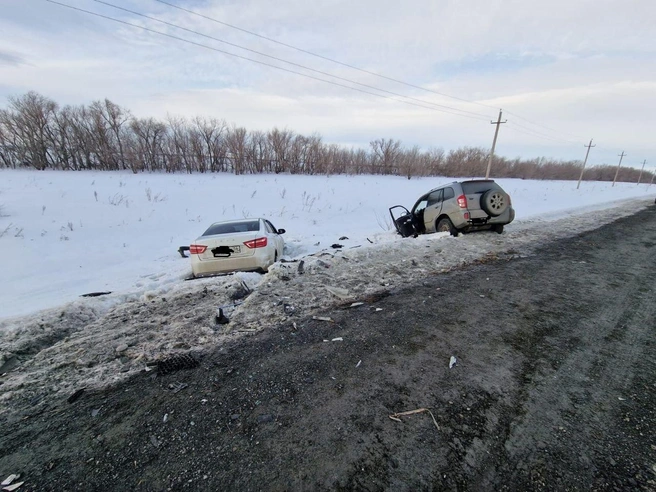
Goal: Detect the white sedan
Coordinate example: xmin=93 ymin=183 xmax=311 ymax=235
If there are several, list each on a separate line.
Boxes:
xmin=189 ymin=218 xmax=285 ymax=277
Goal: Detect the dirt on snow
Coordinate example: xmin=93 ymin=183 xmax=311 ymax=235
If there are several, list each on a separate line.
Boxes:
xmin=0 ymin=201 xmax=655 ymax=490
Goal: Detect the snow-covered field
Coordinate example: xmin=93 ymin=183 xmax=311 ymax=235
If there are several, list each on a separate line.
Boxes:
xmin=1 ymin=169 xmax=655 ymax=411
xmin=1 ymin=169 xmax=654 ymax=321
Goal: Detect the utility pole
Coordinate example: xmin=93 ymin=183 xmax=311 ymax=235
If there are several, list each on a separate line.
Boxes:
xmin=576 ymin=139 xmax=595 ymax=189
xmin=485 ymin=109 xmax=506 ymax=179
xmin=637 ymin=159 xmax=647 ymax=185
xmin=612 ymin=151 xmax=626 ymax=187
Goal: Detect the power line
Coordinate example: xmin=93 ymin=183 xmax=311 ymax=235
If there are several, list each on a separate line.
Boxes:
xmin=91 ymin=0 xmax=492 ymax=120
xmin=504 ymin=109 xmax=585 ymax=142
xmin=154 ymin=0 xmax=588 ymax=142
xmin=154 ymin=0 xmax=497 ymax=111
xmin=46 ymin=0 xmax=491 ymax=121
xmin=505 ymin=122 xmax=578 ymax=145
xmin=506 ymin=119 xmax=579 ymax=145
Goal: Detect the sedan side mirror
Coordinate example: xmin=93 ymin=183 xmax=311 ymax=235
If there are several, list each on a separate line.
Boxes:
xmin=277 ymin=229 xmax=286 ymax=234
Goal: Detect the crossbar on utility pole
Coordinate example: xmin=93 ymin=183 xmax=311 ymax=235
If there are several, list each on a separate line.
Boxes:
xmin=576 ymin=139 xmax=595 ymax=189
xmin=637 ymin=159 xmax=647 ymax=185
xmin=612 ymin=151 xmax=626 ymax=187
xmin=485 ymin=109 xmax=506 ymax=179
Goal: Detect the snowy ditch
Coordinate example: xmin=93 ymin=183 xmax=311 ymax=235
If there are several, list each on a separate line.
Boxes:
xmin=0 ymin=198 xmax=651 ymax=417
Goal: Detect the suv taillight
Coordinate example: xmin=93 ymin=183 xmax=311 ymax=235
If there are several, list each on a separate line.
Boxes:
xmin=457 ymin=194 xmax=468 ymax=208
xmin=189 ymin=244 xmax=207 ymax=254
xmin=244 ymin=237 xmax=268 ymax=249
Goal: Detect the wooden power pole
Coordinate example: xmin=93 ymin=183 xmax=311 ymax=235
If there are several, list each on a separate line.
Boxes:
xmin=485 ymin=110 xmax=506 ymax=179
xmin=576 ymin=139 xmax=595 ymax=189
xmin=637 ymin=159 xmax=647 ymax=185
xmin=612 ymin=151 xmax=626 ymax=187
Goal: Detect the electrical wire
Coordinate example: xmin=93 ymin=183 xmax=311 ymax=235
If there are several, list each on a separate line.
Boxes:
xmin=91 ymin=0 xmax=492 ymax=120
xmin=506 ymin=122 xmax=581 ymax=146
xmin=154 ymin=0 xmax=588 ymax=142
xmin=154 ymin=0 xmax=497 ymax=110
xmin=507 ymin=119 xmax=580 ymax=145
xmin=47 ymin=0 xmax=491 ymax=122
xmin=504 ymin=109 xmax=585 ymax=142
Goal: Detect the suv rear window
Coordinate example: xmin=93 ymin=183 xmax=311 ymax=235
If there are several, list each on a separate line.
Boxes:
xmin=202 ymin=220 xmax=260 ymax=236
xmin=461 ymin=181 xmax=501 ymax=194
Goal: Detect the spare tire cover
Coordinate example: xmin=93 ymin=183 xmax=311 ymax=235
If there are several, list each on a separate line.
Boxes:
xmin=480 ymin=189 xmax=508 ymax=216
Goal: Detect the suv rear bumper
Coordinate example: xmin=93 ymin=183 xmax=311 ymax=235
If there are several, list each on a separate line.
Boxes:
xmin=453 ymin=206 xmax=515 ymax=230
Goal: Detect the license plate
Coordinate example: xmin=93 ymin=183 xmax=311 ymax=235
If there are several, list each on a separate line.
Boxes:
xmin=212 ymin=245 xmax=241 ymax=257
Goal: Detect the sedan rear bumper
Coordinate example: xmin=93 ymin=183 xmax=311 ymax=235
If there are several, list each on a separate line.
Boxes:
xmin=191 ymin=255 xmax=269 ymax=277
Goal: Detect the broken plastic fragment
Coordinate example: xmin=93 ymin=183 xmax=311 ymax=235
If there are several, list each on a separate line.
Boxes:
xmin=312 ymin=316 xmax=333 ymax=322
xmin=449 ymin=356 xmax=457 ymax=369
xmin=375 ymin=308 xmax=383 ymax=312
xmin=356 ymin=360 xmax=362 ymax=368
xmin=326 ymin=286 xmax=350 ymax=299
xmin=331 ymin=337 xmax=343 ymax=342
xmin=1 ymin=476 xmax=19 ymax=487
xmin=350 ymin=302 xmax=364 ymax=308
xmin=2 ymin=483 xmax=25 ymax=492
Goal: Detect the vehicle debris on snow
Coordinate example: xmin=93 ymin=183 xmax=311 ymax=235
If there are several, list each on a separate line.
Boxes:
xmin=326 ymin=286 xmax=350 ymax=299
xmin=1 ymin=476 xmax=19 ymax=487
xmin=388 ymin=408 xmax=440 ymax=430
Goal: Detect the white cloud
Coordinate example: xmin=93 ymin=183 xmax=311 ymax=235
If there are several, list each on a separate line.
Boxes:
xmin=0 ymin=0 xmax=655 ymax=168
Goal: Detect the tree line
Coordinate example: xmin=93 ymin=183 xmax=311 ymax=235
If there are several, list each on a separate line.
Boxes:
xmin=0 ymin=91 xmax=652 ymax=183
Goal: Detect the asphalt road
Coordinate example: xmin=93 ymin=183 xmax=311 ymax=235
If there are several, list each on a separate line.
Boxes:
xmin=1 ymin=205 xmax=655 ymax=491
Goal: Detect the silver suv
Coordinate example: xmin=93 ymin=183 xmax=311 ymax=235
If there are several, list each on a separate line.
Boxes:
xmin=389 ymin=179 xmax=515 ymax=237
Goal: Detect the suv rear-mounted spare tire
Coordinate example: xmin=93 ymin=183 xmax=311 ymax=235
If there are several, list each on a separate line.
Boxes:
xmin=481 ymin=189 xmax=509 ymax=216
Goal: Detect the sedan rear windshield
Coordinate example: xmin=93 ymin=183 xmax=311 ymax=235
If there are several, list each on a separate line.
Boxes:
xmin=202 ymin=220 xmax=260 ymax=236
xmin=461 ymin=181 xmax=501 ymax=194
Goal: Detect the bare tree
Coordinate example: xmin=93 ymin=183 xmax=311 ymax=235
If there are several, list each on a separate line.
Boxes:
xmin=128 ymin=118 xmax=167 ymax=173
xmin=268 ymin=128 xmax=294 ymax=173
xmin=370 ymin=138 xmax=401 ymax=175
xmin=225 ymin=125 xmax=248 ymax=175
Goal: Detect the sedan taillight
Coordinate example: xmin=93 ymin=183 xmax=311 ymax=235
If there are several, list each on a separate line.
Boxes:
xmin=457 ymin=194 xmax=468 ymax=208
xmin=189 ymin=244 xmax=207 ymax=254
xmin=244 ymin=237 xmax=268 ymax=249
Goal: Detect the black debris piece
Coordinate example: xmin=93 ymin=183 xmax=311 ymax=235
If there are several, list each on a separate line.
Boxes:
xmin=0 ymin=356 xmax=19 ymax=374
xmin=215 ymin=308 xmax=230 ymax=325
xmin=331 ymin=244 xmax=343 ymax=249
xmin=157 ymin=354 xmax=199 ymax=375
xmin=366 ymin=238 xmax=374 ymax=244
xmin=297 ymin=260 xmax=305 ymax=274
xmin=67 ymin=388 xmax=86 ymax=404
xmin=339 ymin=236 xmax=349 ymax=240
xmin=80 ymin=291 xmax=112 ymax=298
xmin=178 ymin=246 xmax=190 ymax=258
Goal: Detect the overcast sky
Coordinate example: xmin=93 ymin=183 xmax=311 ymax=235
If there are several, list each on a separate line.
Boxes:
xmin=1 ymin=0 xmax=655 ymax=169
